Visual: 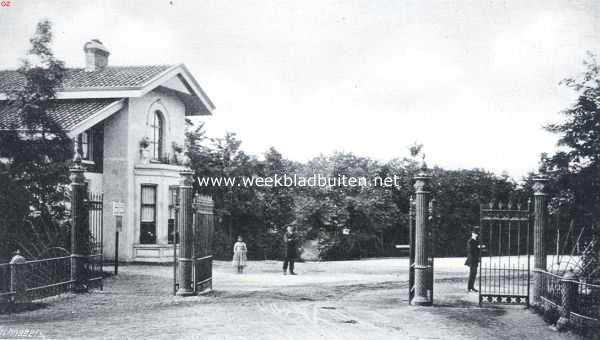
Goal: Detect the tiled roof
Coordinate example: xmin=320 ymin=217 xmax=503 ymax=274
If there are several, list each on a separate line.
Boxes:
xmin=0 ymin=99 xmax=120 ymax=131
xmin=0 ymin=65 xmax=171 ymax=93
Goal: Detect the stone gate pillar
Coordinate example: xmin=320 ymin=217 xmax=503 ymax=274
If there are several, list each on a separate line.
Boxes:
xmin=176 ymin=168 xmax=195 ymax=296
xmin=413 ymin=169 xmax=432 ymax=306
xmin=70 ymin=157 xmax=89 ymax=292
xmin=532 ymin=174 xmax=548 ymax=304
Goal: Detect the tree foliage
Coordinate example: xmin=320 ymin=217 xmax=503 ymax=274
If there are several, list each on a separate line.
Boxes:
xmin=541 ymin=52 xmax=600 ymax=281
xmin=186 ymin=123 xmax=517 ymax=260
xmin=0 ymin=20 xmax=72 ymax=261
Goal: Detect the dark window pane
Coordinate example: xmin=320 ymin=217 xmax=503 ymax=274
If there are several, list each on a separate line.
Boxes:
xmin=140 ymin=222 xmax=156 ymax=244
xmin=140 ymin=185 xmax=156 ymax=244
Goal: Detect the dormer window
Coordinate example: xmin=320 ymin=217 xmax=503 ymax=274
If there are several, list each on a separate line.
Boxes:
xmin=150 ymin=111 xmax=163 ymax=160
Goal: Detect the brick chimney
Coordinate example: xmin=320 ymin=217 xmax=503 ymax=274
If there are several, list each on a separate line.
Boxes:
xmin=83 ymin=39 xmax=110 ymax=72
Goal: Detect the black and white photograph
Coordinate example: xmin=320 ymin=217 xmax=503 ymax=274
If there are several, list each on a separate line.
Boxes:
xmin=0 ymin=1 xmax=599 ymax=339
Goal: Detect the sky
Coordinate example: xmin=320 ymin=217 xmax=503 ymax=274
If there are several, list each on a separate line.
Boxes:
xmin=1 ymin=0 xmax=599 ymax=179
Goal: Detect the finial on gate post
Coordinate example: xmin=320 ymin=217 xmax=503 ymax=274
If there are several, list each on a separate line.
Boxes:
xmin=70 ymin=147 xmax=85 ymax=185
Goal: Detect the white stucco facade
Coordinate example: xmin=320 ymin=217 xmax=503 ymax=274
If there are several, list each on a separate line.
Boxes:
xmin=82 ymin=87 xmax=192 ymax=262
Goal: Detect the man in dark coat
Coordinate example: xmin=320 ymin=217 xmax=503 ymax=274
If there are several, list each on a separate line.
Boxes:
xmin=465 ymin=226 xmax=481 ymax=292
xmin=283 ymin=226 xmax=298 ymax=275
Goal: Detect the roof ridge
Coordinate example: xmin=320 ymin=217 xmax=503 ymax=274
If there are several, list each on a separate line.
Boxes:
xmin=0 ymin=65 xmax=173 ymax=72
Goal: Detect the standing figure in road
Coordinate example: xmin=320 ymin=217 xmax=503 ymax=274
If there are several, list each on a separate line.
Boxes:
xmin=465 ymin=226 xmax=481 ymax=292
xmin=232 ymin=236 xmax=247 ymax=274
xmin=283 ymin=226 xmax=298 ymax=275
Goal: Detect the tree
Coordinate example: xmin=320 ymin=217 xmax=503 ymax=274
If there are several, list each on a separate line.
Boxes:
xmin=0 ymin=20 xmax=72 ymax=260
xmin=542 ymin=52 xmax=600 ymax=281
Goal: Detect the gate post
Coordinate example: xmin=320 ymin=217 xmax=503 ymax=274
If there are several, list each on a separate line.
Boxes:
xmin=532 ymin=174 xmax=548 ymax=304
xmin=556 ymin=270 xmax=577 ymax=329
xmin=176 ymin=168 xmax=195 ymax=296
xmin=413 ymin=168 xmax=432 ymax=306
xmin=70 ymin=157 xmax=89 ymax=293
xmin=9 ymin=251 xmax=27 ymax=302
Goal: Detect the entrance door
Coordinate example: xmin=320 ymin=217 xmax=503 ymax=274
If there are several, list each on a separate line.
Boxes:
xmin=479 ymin=201 xmax=531 ymax=306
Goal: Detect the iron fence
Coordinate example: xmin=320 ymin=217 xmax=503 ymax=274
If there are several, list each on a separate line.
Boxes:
xmin=0 ymin=263 xmax=12 ymax=301
xmin=572 ymin=279 xmax=600 ymax=322
xmin=0 ymin=254 xmax=106 ymax=303
xmin=538 ymin=270 xmax=600 ymax=330
xmin=538 ymin=270 xmax=563 ymax=307
xmin=22 ymin=256 xmax=73 ymax=300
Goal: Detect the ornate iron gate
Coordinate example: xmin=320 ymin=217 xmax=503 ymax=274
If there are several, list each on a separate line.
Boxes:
xmin=408 ymin=196 xmax=435 ymax=305
xmin=192 ymin=195 xmax=214 ymax=293
xmin=479 ymin=201 xmax=531 ymax=306
xmin=87 ymin=191 xmax=104 ymax=290
xmin=173 ymin=191 xmax=214 ymax=295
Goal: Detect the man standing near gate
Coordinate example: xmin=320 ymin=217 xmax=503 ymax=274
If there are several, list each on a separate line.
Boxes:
xmin=465 ymin=226 xmax=481 ymax=292
xmin=283 ymin=225 xmax=298 ymax=275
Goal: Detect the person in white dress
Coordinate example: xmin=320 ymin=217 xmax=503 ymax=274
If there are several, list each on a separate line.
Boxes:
xmin=232 ymin=236 xmax=248 ymax=274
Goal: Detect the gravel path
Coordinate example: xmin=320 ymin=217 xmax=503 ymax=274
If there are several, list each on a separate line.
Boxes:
xmin=0 ymin=259 xmax=585 ymax=340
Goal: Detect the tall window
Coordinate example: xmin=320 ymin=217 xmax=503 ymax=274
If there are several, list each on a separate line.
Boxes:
xmin=140 ymin=185 xmax=157 ymax=244
xmin=76 ymin=130 xmax=93 ymax=160
xmin=150 ymin=111 xmax=163 ymax=160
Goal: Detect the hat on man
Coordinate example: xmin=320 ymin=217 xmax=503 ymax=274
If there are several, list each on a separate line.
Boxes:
xmin=471 ymin=226 xmax=481 ymax=234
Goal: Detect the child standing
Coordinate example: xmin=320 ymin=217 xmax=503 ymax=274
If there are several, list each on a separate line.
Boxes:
xmin=232 ymin=236 xmax=247 ymax=274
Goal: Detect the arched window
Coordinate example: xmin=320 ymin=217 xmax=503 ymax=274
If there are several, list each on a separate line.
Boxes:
xmin=150 ymin=111 xmax=163 ymax=160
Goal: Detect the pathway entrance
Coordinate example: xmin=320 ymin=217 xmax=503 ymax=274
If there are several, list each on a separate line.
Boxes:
xmin=0 ymin=260 xmax=580 ymax=340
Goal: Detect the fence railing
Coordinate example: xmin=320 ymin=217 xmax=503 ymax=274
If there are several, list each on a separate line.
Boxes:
xmin=538 ymin=270 xmax=563 ymax=307
xmin=0 ymin=256 xmax=73 ymax=303
xmin=0 ymin=255 xmax=105 ymax=303
xmin=572 ymin=279 xmax=600 ymax=322
xmin=0 ymin=263 xmax=12 ymax=300
xmin=537 ymin=270 xmax=600 ymax=330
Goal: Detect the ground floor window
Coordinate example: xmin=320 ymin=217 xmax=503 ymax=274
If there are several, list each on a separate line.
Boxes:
xmin=140 ymin=184 xmax=157 ymax=244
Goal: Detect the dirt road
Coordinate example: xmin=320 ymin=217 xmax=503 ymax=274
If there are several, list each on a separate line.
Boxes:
xmin=0 ymin=259 xmax=584 ymax=340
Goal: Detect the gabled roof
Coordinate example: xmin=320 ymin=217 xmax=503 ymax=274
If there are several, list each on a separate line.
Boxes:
xmin=0 ymin=99 xmax=124 ymax=137
xmin=0 ymin=65 xmax=171 ymax=92
xmin=0 ymin=63 xmax=215 ymax=134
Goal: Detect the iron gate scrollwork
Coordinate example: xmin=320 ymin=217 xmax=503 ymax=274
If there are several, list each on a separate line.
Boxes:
xmin=479 ymin=201 xmax=531 ymax=306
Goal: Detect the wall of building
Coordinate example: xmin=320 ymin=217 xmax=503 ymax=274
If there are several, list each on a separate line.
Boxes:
xmin=101 ymin=103 xmax=130 ymax=261
xmin=129 ymin=87 xmax=187 ymax=166
xmin=97 ymin=87 xmax=188 ymax=262
xmin=126 ymin=88 xmax=188 ymax=261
